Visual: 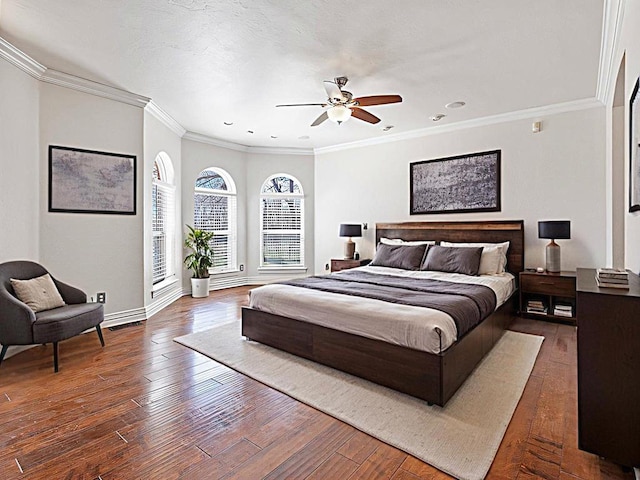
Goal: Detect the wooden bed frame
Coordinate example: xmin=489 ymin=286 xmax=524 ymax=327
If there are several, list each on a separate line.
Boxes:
xmin=242 ymin=220 xmax=525 ymax=406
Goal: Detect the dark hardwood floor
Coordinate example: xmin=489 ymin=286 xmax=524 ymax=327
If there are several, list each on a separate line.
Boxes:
xmin=0 ymin=287 xmax=632 ymax=479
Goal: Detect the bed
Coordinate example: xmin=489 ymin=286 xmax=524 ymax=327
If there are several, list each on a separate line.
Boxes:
xmin=242 ymin=220 xmax=525 ymax=406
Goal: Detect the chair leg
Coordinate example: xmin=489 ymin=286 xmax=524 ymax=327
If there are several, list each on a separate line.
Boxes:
xmin=0 ymin=344 xmax=8 ymax=366
xmin=96 ymin=325 xmax=105 ymax=347
xmin=53 ymin=342 xmax=59 ymax=373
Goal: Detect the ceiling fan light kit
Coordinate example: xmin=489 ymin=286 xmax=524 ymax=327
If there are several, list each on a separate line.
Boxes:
xmin=276 ymin=76 xmax=402 ymax=127
xmin=327 ymin=105 xmax=352 ymax=124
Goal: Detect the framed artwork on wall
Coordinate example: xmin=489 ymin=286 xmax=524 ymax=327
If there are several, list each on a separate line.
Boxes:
xmin=410 ymin=150 xmax=501 ymax=215
xmin=630 ymin=78 xmax=640 ymax=213
xmin=48 ymin=145 xmax=136 ymax=215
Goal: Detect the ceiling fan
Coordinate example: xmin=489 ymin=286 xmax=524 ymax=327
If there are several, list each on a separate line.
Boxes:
xmin=276 ymin=76 xmax=402 ymax=126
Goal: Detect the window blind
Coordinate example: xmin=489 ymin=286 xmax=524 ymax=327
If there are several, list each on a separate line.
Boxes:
xmin=260 ymin=195 xmax=304 ymax=266
xmin=152 ymin=182 xmax=175 ymax=284
xmin=194 ymin=192 xmax=237 ymax=272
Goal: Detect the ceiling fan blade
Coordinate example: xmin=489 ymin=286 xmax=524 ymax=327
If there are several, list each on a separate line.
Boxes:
xmin=353 ymin=95 xmax=403 ymax=107
xmin=323 ymin=81 xmax=345 ymax=102
xmin=311 ymin=111 xmax=329 ymax=126
xmin=276 ymin=103 xmax=327 ymax=107
xmin=351 ymin=108 xmax=381 ymax=124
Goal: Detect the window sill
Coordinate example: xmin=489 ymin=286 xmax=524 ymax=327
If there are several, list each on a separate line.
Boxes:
xmin=257 ymin=266 xmax=308 ymax=274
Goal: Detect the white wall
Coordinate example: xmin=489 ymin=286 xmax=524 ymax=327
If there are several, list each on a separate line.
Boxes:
xmin=315 ymin=107 xmax=606 ymax=274
xmin=143 ymin=111 xmax=183 ymax=311
xmin=39 ymin=83 xmax=145 ymax=314
xmin=246 ymin=151 xmax=315 ymax=280
xmin=614 ymin=0 xmax=640 ymax=272
xmin=181 ymin=139 xmax=248 ymax=291
xmin=181 ymin=139 xmax=315 ymax=291
xmin=0 ymin=58 xmax=39 ymax=262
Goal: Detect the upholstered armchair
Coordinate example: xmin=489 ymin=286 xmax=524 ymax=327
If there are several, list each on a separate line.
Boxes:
xmin=0 ymin=260 xmax=105 ymax=372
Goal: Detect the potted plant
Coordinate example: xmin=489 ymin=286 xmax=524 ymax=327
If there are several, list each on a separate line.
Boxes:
xmin=183 ymin=225 xmax=215 ymax=298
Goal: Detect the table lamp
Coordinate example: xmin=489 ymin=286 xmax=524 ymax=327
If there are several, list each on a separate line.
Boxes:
xmin=538 ymin=220 xmax=571 ymax=273
xmin=339 ymin=224 xmax=362 ymax=260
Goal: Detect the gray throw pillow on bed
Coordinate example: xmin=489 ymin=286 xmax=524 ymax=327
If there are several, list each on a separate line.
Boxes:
xmin=370 ymin=243 xmax=428 ymax=270
xmin=421 ymin=245 xmax=483 ymax=276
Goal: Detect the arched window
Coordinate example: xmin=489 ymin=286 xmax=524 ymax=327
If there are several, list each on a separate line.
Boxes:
xmin=152 ymin=153 xmax=176 ymax=284
xmin=194 ymin=167 xmax=237 ymax=273
xmin=260 ymin=174 xmax=304 ymax=267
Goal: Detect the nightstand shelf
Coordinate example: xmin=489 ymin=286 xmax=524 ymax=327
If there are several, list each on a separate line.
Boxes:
xmin=519 ymin=270 xmax=577 ymax=324
xmin=330 ymin=258 xmax=371 ymax=272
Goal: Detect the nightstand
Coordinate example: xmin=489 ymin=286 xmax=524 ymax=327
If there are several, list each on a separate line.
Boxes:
xmin=330 ymin=258 xmax=371 ymax=272
xmin=519 ymin=270 xmax=577 ymax=324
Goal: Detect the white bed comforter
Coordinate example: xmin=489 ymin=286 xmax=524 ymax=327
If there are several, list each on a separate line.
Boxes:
xmin=248 ymin=266 xmax=516 ymax=354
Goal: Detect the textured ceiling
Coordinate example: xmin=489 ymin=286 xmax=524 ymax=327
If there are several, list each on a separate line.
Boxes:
xmin=0 ymin=0 xmax=604 ymax=149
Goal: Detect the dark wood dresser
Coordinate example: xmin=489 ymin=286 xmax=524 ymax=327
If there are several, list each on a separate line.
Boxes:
xmin=576 ymin=267 xmax=640 ymax=467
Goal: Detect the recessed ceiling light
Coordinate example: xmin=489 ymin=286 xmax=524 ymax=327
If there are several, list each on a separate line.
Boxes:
xmin=382 ymin=125 xmax=394 ymax=132
xmin=223 ymin=121 xmax=233 ymax=125
xmin=298 ymin=135 xmax=310 ymax=140
xmin=445 ymin=101 xmax=466 ymax=109
xmin=430 ymin=114 xmax=446 ymax=122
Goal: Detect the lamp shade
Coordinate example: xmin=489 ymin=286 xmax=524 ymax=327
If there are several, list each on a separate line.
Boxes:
xmin=327 ymin=105 xmax=352 ymax=124
xmin=339 ymin=224 xmax=362 ymax=238
xmin=538 ymin=220 xmax=571 ymax=240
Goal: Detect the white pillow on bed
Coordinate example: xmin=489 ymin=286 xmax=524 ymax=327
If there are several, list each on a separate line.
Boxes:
xmin=380 ymin=237 xmax=436 ymax=246
xmin=440 ymin=241 xmax=510 ymax=275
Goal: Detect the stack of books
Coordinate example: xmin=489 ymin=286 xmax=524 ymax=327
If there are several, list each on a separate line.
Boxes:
xmin=596 ymin=268 xmax=629 ymax=289
xmin=553 ymin=304 xmax=573 ymax=317
xmin=526 ymin=299 xmax=547 ymax=315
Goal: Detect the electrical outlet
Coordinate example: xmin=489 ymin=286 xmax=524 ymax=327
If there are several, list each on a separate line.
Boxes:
xmin=239 ymin=264 xmax=244 ymax=271
xmin=96 ymin=292 xmax=106 ymax=304
xmin=325 ymin=263 xmax=330 ymax=271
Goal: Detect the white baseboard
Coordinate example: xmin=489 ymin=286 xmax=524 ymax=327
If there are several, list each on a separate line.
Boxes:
xmin=146 ymin=285 xmax=183 ymax=319
xmin=102 ymin=307 xmax=147 ymax=329
xmin=209 ymin=275 xmax=250 ymax=290
xmin=181 ymin=273 xmax=306 ymax=296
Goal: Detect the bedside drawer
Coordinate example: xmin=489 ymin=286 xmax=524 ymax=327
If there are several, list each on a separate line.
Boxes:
xmin=331 ymin=259 xmax=359 ymax=272
xmin=330 ymin=259 xmax=370 ymax=272
xmin=520 ymin=275 xmax=576 ymax=297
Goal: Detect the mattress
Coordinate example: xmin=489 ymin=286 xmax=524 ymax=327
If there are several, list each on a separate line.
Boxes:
xmin=248 ymin=266 xmax=516 ymax=354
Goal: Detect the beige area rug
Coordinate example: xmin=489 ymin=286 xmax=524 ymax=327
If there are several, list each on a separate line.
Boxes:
xmin=175 ymin=322 xmax=542 ymax=480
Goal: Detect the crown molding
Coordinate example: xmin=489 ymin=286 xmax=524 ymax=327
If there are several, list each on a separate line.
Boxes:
xmin=145 ymin=101 xmax=187 ymax=137
xmin=314 ymin=97 xmax=604 ymax=155
xmin=1 ymin=30 xmax=611 ymax=155
xmin=0 ymin=36 xmax=46 ymax=78
xmin=183 ymin=131 xmax=313 ymax=156
xmin=0 ymin=35 xmax=150 ymax=108
xmin=248 ymin=145 xmax=314 ymax=156
xmin=596 ymin=0 xmax=626 ymax=105
xmin=41 ymin=69 xmax=150 ymax=107
xmin=183 ymin=131 xmax=250 ymax=152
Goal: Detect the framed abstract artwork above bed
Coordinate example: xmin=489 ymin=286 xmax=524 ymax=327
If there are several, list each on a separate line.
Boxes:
xmin=410 ymin=150 xmax=501 ymax=215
